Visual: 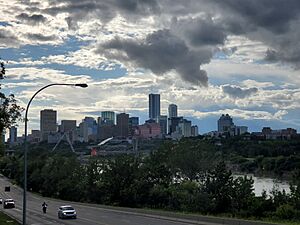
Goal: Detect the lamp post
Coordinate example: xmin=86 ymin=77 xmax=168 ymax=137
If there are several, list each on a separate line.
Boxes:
xmin=22 ymin=83 xmax=88 ymax=225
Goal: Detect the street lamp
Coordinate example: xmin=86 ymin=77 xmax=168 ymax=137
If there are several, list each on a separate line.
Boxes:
xmin=22 ymin=83 xmax=88 ymax=225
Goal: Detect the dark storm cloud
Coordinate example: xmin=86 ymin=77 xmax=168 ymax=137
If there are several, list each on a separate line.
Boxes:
xmin=16 ymin=13 xmax=47 ymax=25
xmin=210 ymin=0 xmax=300 ymax=67
xmin=222 ymin=85 xmax=258 ymax=98
xmin=171 ymin=17 xmax=227 ymax=47
xmin=27 ymin=33 xmax=57 ymax=42
xmin=96 ymin=16 xmax=227 ymax=86
xmin=15 ymin=0 xmax=300 ymax=83
xmin=265 ymin=47 xmax=300 ymax=68
xmin=213 ymin=0 xmax=300 ymax=33
xmin=265 ymin=49 xmax=279 ymax=62
xmin=97 ymin=29 xmax=211 ymax=86
xmin=44 ymin=0 xmax=159 ymax=25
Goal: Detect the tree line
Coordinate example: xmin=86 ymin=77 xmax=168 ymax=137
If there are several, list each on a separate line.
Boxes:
xmin=1 ymin=139 xmax=300 ymax=223
xmin=220 ymin=136 xmax=300 ymax=177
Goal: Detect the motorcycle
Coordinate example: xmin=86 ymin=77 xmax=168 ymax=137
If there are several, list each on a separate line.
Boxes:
xmin=42 ymin=203 xmax=47 ymax=213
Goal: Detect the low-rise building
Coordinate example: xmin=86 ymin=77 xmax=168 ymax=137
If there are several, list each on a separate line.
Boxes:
xmin=134 ymin=122 xmax=161 ymax=139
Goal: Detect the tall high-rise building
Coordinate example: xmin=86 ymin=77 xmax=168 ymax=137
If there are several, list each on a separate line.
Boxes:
xmin=116 ymin=113 xmax=129 ymax=137
xmin=191 ymin=125 xmax=199 ymax=137
xmin=159 ymin=115 xmax=168 ymax=136
xmin=149 ymin=93 xmax=160 ymax=120
xmin=60 ymin=120 xmax=76 ymax=132
xmin=129 ymin=117 xmax=139 ymax=136
xmin=178 ymin=119 xmax=192 ymax=137
xmin=97 ymin=116 xmax=102 ymax=140
xmin=218 ymin=114 xmax=234 ymax=133
xmin=9 ymin=126 xmax=17 ymax=145
xmin=40 ymin=109 xmax=57 ymax=141
xmin=168 ymin=116 xmax=183 ymax=134
xmin=80 ymin=117 xmax=97 ymax=142
xmin=60 ymin=120 xmax=77 ymax=143
xmin=101 ymin=111 xmax=115 ymax=125
xmin=129 ymin=117 xmax=139 ymax=127
xmin=168 ymin=104 xmax=178 ymax=118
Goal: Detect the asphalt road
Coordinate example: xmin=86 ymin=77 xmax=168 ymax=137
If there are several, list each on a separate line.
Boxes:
xmin=0 ymin=176 xmax=277 ymax=225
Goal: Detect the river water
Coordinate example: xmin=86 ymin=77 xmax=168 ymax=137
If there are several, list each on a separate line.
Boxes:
xmin=234 ymin=174 xmax=291 ymax=196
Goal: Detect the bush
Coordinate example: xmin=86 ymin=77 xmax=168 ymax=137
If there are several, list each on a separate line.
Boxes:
xmin=275 ymin=204 xmax=296 ymax=220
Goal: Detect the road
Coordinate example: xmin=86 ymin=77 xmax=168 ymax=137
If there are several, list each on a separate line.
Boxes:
xmin=0 ymin=176 xmax=277 ymax=225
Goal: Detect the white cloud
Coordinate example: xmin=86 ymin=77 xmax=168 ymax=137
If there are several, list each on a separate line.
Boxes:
xmin=7 ymin=66 xmax=300 ymax=136
xmin=204 ymin=58 xmax=300 ymax=86
xmin=6 ymin=67 xmax=92 ymax=83
xmin=2 ymin=0 xmax=300 ymax=136
xmin=241 ymin=79 xmax=275 ymax=88
xmin=192 ymin=109 xmax=288 ymax=121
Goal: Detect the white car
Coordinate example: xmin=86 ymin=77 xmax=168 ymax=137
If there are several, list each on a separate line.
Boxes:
xmin=3 ymin=199 xmax=15 ymax=209
xmin=58 ymin=205 xmax=77 ymax=219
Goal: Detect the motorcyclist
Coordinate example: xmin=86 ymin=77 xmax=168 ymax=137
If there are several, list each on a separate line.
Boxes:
xmin=42 ymin=202 xmax=48 ymax=213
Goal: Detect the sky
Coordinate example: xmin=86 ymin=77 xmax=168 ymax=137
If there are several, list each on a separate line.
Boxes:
xmin=1 ymin=0 xmax=300 ymax=135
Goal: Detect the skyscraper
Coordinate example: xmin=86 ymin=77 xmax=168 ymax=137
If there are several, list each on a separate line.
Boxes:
xmin=168 ymin=116 xmax=183 ymax=134
xmin=159 ymin=115 xmax=168 ymax=136
xmin=129 ymin=117 xmax=139 ymax=136
xmin=129 ymin=117 xmax=139 ymax=127
xmin=191 ymin=125 xmax=199 ymax=137
xmin=80 ymin=117 xmax=97 ymax=142
xmin=60 ymin=120 xmax=76 ymax=132
xmin=60 ymin=120 xmax=77 ymax=143
xmin=9 ymin=126 xmax=17 ymax=145
xmin=97 ymin=116 xmax=102 ymax=140
xmin=168 ymin=104 xmax=178 ymax=118
xmin=116 ymin=113 xmax=129 ymax=137
xmin=178 ymin=119 xmax=192 ymax=137
xmin=218 ymin=114 xmax=234 ymax=134
xmin=149 ymin=93 xmax=160 ymax=120
xmin=101 ymin=111 xmax=115 ymax=125
xmin=40 ymin=109 xmax=57 ymax=141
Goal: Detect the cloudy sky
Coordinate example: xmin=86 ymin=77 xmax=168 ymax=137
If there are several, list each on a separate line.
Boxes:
xmin=1 ymin=0 xmax=300 ymax=135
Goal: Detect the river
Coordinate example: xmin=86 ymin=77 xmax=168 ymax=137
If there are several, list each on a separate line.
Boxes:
xmin=234 ymin=174 xmax=291 ymax=196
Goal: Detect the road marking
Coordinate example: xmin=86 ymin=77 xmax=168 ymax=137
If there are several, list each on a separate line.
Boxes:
xmin=79 ymin=217 xmax=111 ymax=225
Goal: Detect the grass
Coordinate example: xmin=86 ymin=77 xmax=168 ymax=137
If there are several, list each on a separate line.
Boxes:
xmin=0 ymin=211 xmax=20 ymax=225
xmin=262 ymin=218 xmax=300 ymax=225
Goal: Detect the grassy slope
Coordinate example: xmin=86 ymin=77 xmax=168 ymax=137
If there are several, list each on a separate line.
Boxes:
xmin=0 ymin=211 xmax=20 ymax=225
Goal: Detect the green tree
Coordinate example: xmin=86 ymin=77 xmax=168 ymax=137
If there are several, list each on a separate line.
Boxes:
xmin=97 ymin=155 xmax=140 ymax=206
xmin=0 ymin=60 xmax=23 ymax=154
xmin=204 ymin=161 xmax=233 ymax=213
xmin=83 ymin=158 xmax=105 ymax=203
xmin=39 ymin=155 xmax=84 ymax=201
xmin=231 ymin=176 xmax=255 ymax=213
xmin=169 ymin=139 xmax=218 ymax=182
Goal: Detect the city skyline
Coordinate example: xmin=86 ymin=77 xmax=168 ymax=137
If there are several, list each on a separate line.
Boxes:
xmin=3 ymin=92 xmax=300 ymax=140
xmin=1 ymin=1 xmax=300 ymax=136
xmin=7 ymin=107 xmax=298 ymax=145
